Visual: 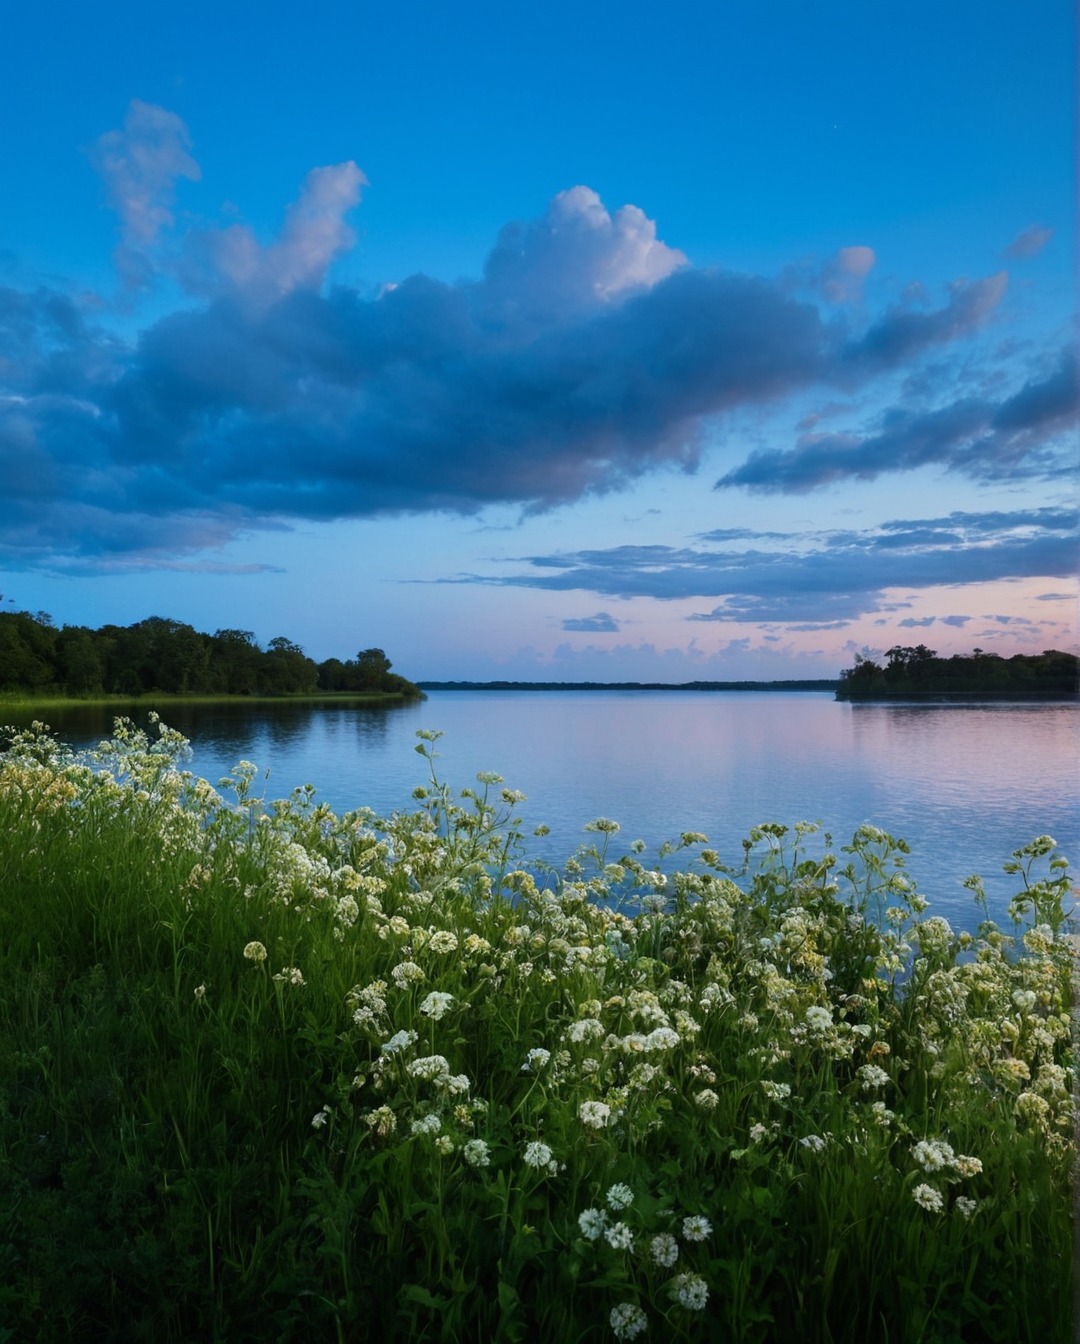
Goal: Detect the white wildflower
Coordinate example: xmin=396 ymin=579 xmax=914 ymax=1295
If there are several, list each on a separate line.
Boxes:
xmin=410 ymin=1114 xmax=442 ymax=1136
xmin=407 ymin=1055 xmax=451 ymax=1082
xmin=522 ymin=1048 xmax=551 ymax=1072
xmin=419 ymin=991 xmax=454 ymax=1020
xmin=523 ymin=1140 xmax=553 ymax=1169
xmin=609 ymin=1302 xmax=648 ymax=1340
xmin=567 ymin=1017 xmax=605 ymax=1043
xmin=311 ymin=1109 xmax=330 ymax=1129
xmin=578 ymin=1207 xmax=607 ymax=1240
xmin=671 ymin=1273 xmax=709 ymax=1310
xmin=681 ymin=1215 xmax=711 ymax=1242
xmin=605 ymin=1221 xmax=634 ymax=1251
xmin=955 ymin=1196 xmax=977 ymax=1218
xmin=857 ymin=1064 xmax=890 ymax=1090
xmin=391 ymin=960 xmax=425 ymax=987
xmin=462 ymin=1139 xmax=491 ymax=1168
xmin=761 ymin=1081 xmax=791 ymax=1102
xmin=578 ymin=1101 xmax=611 ymax=1129
xmin=642 ymin=1027 xmax=680 ymax=1052
xmin=364 ymin=1105 xmax=396 ymax=1136
xmin=912 ymin=1183 xmax=944 ymax=1212
xmin=606 ymin=1183 xmax=634 ymax=1211
xmin=242 ymin=941 xmax=267 ymax=963
xmin=912 ymin=1138 xmax=955 ymax=1173
xmin=650 ymin=1233 xmax=679 ymax=1267
xmin=381 ymin=1028 xmax=419 ymax=1055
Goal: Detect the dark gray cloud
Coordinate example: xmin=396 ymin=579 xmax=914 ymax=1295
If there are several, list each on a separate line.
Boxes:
xmin=562 ymin=611 xmax=620 ymax=632
xmin=0 ymin=101 xmax=1062 ymax=571
xmin=462 ymin=507 xmax=1077 ymax=625
xmin=717 ymin=345 xmax=1079 ymax=493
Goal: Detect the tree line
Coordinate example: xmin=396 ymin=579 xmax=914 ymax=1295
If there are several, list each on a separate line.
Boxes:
xmin=837 ymin=645 xmax=1078 ymax=699
xmin=0 ymin=610 xmax=420 ymax=698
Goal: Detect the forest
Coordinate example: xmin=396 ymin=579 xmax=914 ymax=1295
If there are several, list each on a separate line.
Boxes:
xmin=836 ymin=645 xmax=1078 ymax=699
xmin=0 ymin=609 xmax=420 ymax=698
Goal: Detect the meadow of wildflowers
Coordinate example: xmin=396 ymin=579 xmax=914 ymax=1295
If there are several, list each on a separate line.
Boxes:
xmin=0 ymin=717 xmax=1074 ymax=1341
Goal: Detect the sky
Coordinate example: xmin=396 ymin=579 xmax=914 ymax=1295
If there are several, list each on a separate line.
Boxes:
xmin=1 ymin=1 xmax=1076 ymax=681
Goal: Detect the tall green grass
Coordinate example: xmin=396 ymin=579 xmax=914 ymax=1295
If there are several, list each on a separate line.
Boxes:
xmin=0 ymin=717 xmax=1073 ymax=1341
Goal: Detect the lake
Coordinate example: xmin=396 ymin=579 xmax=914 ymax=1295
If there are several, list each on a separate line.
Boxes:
xmin=5 ymin=690 xmax=1077 ymax=928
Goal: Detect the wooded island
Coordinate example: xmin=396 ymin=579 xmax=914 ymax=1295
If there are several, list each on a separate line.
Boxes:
xmin=0 ymin=610 xmax=421 ymax=699
xmin=836 ymin=645 xmax=1078 ymax=700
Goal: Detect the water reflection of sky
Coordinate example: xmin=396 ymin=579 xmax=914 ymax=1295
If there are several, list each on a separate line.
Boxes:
xmin=7 ymin=692 xmax=1076 ymax=930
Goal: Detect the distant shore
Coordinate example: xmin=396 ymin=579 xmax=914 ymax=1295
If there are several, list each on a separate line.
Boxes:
xmin=418 ymin=679 xmax=840 ymax=692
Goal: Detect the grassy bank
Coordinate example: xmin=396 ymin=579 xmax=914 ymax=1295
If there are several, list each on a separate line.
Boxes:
xmin=0 ymin=718 xmax=1074 ymax=1341
xmin=0 ymin=690 xmax=422 ymax=712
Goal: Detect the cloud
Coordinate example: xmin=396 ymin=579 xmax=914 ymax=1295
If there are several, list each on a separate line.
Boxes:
xmin=717 ymin=344 xmax=1079 ymax=492
xmin=91 ymin=100 xmax=201 ymax=289
xmin=898 ymin=616 xmax=936 ymax=628
xmin=460 ymin=507 xmax=1077 ymax=626
xmin=562 ymin=611 xmax=620 ymax=632
xmin=178 ymin=162 xmax=367 ymax=301
xmin=1005 ymin=224 xmax=1054 ymax=259
xmin=475 ymin=186 xmax=687 ymax=331
xmin=843 ymin=273 xmax=1007 ymax=371
xmin=0 ymin=103 xmax=1062 ymax=571
xmin=940 ymin=614 xmax=972 ymax=627
xmin=821 ymin=246 xmax=876 ymax=304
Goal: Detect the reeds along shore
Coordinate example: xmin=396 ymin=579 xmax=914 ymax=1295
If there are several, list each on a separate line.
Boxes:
xmin=0 ymin=717 xmax=1074 ymax=1342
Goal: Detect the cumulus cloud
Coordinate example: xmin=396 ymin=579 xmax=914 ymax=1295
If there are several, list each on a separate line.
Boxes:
xmin=0 ymin=103 xmax=1065 ymax=571
xmin=1005 ymin=224 xmax=1054 ymax=259
xmin=717 ymin=344 xmax=1079 ymax=492
xmin=462 ymin=507 xmax=1077 ymax=626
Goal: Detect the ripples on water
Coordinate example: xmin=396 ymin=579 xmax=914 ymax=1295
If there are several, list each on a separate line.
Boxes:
xmin=7 ymin=691 xmax=1077 ymax=928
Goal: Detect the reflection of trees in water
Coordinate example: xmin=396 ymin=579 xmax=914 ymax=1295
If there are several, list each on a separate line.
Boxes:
xmin=0 ymin=700 xmax=422 ymax=767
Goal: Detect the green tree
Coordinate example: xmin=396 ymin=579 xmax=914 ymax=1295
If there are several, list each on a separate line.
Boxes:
xmin=264 ymin=637 xmax=318 ymax=693
xmin=355 ymin=648 xmax=392 ymax=690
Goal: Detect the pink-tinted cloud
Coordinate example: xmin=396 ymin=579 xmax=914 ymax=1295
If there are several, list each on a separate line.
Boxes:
xmin=821 ymin=245 xmax=876 ymax=303
xmin=179 ymin=162 xmax=367 ymax=301
xmin=1005 ymin=224 xmax=1054 ymax=259
xmin=91 ymin=100 xmax=201 ymax=288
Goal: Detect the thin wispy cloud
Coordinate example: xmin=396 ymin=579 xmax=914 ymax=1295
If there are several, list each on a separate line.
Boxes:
xmin=1005 ymin=224 xmax=1055 ymax=259
xmin=562 ymin=611 xmax=620 ymax=633
xmin=716 ymin=345 xmax=1079 ymax=493
xmin=460 ymin=508 xmax=1078 ymax=626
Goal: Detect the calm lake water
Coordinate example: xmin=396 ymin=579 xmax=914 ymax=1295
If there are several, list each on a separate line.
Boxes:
xmin=6 ymin=691 xmax=1077 ymax=927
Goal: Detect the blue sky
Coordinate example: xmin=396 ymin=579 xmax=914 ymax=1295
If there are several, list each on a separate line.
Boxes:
xmin=2 ymin=1 xmax=1076 ymax=680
